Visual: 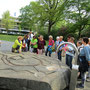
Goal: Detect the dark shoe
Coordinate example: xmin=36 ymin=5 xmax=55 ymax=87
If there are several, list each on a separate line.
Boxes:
xmin=45 ymin=53 xmax=47 ymax=56
xmin=49 ymin=54 xmax=51 ymax=57
xmin=76 ymin=83 xmax=84 ymax=88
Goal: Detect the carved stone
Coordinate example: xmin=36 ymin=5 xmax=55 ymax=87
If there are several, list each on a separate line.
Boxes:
xmin=0 ymin=52 xmax=71 ymax=90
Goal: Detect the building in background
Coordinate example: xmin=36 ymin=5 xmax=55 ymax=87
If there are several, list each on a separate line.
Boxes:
xmin=0 ymin=17 xmax=30 ymax=35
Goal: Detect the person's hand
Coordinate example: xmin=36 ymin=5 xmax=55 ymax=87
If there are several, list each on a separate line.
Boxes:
xmin=62 ymin=47 xmax=65 ymax=50
xmin=65 ymin=47 xmax=69 ymax=50
xmin=19 ymin=50 xmax=21 ymax=53
xmin=22 ymin=45 xmax=25 ymax=48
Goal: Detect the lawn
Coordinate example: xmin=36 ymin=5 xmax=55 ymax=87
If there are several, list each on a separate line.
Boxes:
xmin=0 ymin=34 xmax=20 ymax=42
xmin=0 ymin=34 xmax=48 ymax=46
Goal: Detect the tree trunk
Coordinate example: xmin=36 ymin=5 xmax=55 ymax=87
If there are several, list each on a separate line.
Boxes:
xmin=78 ymin=26 xmax=82 ymax=38
xmin=48 ymin=21 xmax=52 ymax=35
xmin=78 ymin=30 xmax=81 ymax=38
xmin=78 ymin=25 xmax=85 ymax=38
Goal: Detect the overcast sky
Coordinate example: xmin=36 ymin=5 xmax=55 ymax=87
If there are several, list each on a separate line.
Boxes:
xmin=0 ymin=0 xmax=36 ymax=18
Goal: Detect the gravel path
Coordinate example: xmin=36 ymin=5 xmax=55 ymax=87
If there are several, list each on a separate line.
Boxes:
xmin=0 ymin=40 xmax=14 ymax=53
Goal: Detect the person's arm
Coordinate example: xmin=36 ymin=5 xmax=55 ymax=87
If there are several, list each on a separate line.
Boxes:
xmin=52 ymin=40 xmax=55 ymax=47
xmin=30 ymin=41 xmax=32 ymax=45
xmin=62 ymin=46 xmax=69 ymax=50
xmin=33 ymin=39 xmax=38 ymax=45
xmin=15 ymin=40 xmax=22 ymax=47
xmin=33 ymin=42 xmax=37 ymax=45
xmin=30 ymin=39 xmax=33 ymax=45
xmin=84 ymin=46 xmax=90 ymax=62
xmin=88 ymin=61 xmax=90 ymax=66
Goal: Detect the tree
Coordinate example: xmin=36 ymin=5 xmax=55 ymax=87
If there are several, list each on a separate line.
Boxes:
xmin=39 ymin=0 xmax=68 ymax=34
xmin=65 ymin=0 xmax=90 ymax=38
xmin=19 ymin=0 xmax=68 ymax=34
xmin=2 ymin=10 xmax=15 ymax=34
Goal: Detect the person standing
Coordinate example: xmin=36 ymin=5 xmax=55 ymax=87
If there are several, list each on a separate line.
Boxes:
xmin=37 ymin=35 xmax=46 ymax=54
xmin=63 ymin=37 xmax=76 ymax=69
xmin=55 ymin=36 xmax=60 ymax=51
xmin=77 ymin=41 xmax=83 ymax=79
xmin=30 ymin=36 xmax=38 ymax=53
xmin=27 ymin=31 xmax=34 ymax=51
xmin=87 ymin=38 xmax=90 ymax=81
xmin=77 ymin=37 xmax=90 ymax=88
xmin=22 ymin=34 xmax=28 ymax=52
xmin=45 ymin=35 xmax=54 ymax=57
xmin=57 ymin=36 xmax=64 ymax=61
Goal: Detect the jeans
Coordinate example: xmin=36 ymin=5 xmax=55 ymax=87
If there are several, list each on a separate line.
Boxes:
xmin=45 ymin=46 xmax=52 ymax=57
xmin=66 ymin=54 xmax=73 ymax=69
xmin=58 ymin=51 xmax=62 ymax=61
xmin=33 ymin=48 xmax=37 ymax=53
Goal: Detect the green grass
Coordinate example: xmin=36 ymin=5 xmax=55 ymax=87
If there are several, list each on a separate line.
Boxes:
xmin=0 ymin=34 xmax=49 ymax=46
xmin=0 ymin=34 xmax=20 ymax=42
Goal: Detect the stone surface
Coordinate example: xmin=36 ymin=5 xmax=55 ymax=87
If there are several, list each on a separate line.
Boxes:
xmin=0 ymin=41 xmax=14 ymax=53
xmin=69 ymin=69 xmax=78 ymax=90
xmin=0 ymin=52 xmax=71 ymax=90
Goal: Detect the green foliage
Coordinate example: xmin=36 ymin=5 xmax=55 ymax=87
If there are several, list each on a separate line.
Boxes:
xmin=19 ymin=0 xmax=68 ymax=34
xmin=65 ymin=0 xmax=90 ymax=38
xmin=49 ymin=29 xmax=58 ymax=40
xmin=19 ymin=0 xmax=90 ymax=39
xmin=81 ymin=26 xmax=90 ymax=37
xmin=2 ymin=10 xmax=15 ymax=34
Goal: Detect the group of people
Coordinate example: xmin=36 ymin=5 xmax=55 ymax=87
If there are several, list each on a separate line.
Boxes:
xmin=45 ymin=35 xmax=90 ymax=88
xmin=76 ymin=37 xmax=90 ymax=88
xmin=11 ymin=31 xmax=90 ymax=88
xmin=12 ymin=31 xmax=46 ymax=54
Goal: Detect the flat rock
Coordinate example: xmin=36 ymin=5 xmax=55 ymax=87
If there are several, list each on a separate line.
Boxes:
xmin=0 ymin=52 xmax=71 ymax=90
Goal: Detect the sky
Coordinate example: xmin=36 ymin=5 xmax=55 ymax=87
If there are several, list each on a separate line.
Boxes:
xmin=0 ymin=0 xmax=36 ymax=18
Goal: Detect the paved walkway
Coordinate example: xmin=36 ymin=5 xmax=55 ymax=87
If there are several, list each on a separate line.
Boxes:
xmin=0 ymin=40 xmax=14 ymax=53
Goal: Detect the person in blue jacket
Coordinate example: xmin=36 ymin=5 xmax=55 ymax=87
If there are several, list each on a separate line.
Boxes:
xmin=77 ymin=37 xmax=90 ymax=88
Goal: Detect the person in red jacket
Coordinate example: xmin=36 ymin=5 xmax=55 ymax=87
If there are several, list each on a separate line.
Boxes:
xmin=45 ymin=35 xmax=54 ymax=57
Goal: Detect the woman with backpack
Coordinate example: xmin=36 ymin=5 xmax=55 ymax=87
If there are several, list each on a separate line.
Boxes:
xmin=77 ymin=37 xmax=90 ymax=88
xmin=45 ymin=35 xmax=54 ymax=57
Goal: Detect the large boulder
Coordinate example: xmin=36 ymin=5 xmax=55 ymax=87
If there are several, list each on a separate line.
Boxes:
xmin=0 ymin=52 xmax=71 ymax=90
